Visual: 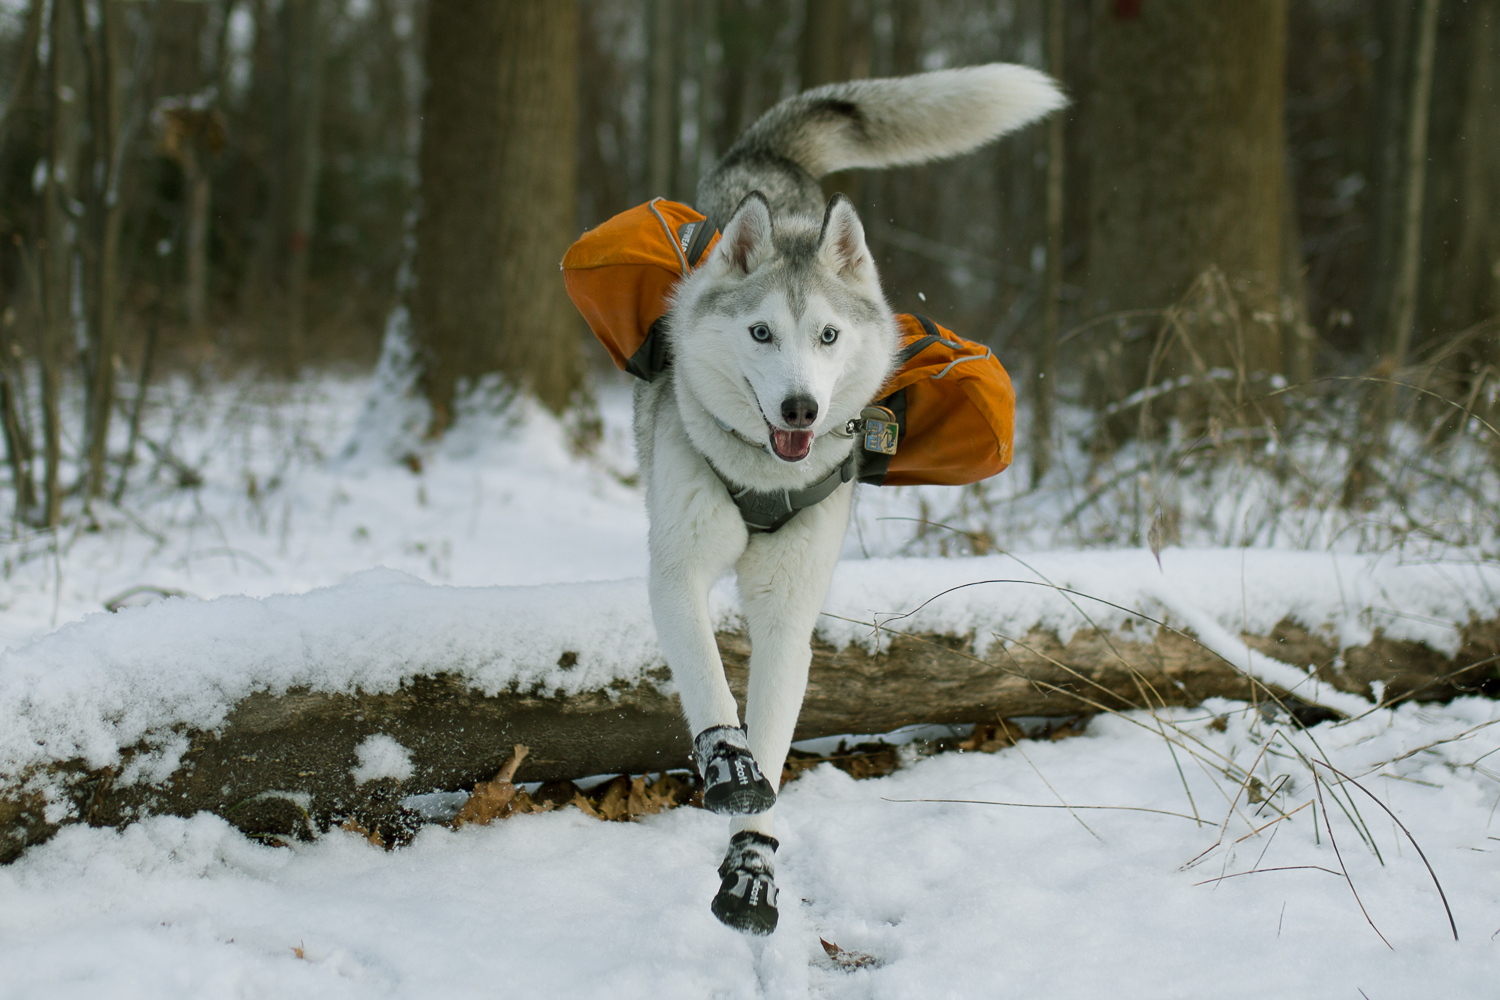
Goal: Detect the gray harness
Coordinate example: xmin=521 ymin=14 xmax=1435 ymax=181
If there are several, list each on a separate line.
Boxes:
xmin=709 ymin=449 xmax=859 ymax=534
xmin=631 ymin=206 xmax=944 ymax=535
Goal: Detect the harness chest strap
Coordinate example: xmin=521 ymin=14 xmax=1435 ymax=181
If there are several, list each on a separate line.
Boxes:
xmin=709 ymin=449 xmax=858 ymax=534
xmin=702 ymin=314 xmax=979 ymax=533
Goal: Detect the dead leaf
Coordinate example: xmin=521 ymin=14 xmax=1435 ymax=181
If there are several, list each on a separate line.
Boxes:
xmin=960 ymin=719 xmax=1025 ymax=753
xmin=451 ymin=744 xmax=529 ymax=828
xmin=627 ymin=775 xmax=652 ymax=816
xmin=839 ymin=747 xmax=900 ymax=780
xmin=1147 ymin=510 xmax=1164 ymax=571
xmin=506 ymin=789 xmax=551 ymax=815
xmin=594 ymin=775 xmax=631 ymax=821
xmin=340 ymin=817 xmax=384 ymax=849
xmin=291 ymin=941 xmax=307 ymax=960
xmin=451 ymin=779 xmax=517 ymax=827
xmin=569 ymin=791 xmax=602 ymax=819
xmin=819 ymin=937 xmax=881 ymax=970
xmin=782 ymin=752 xmax=824 ymax=785
xmin=1046 ymin=715 xmax=1091 ymax=741
xmin=561 ymin=772 xmax=703 ymax=821
xmin=783 ymin=743 xmax=902 ymax=784
xmin=532 ymin=780 xmax=581 ymax=809
xmin=638 ymin=772 xmax=699 ymax=813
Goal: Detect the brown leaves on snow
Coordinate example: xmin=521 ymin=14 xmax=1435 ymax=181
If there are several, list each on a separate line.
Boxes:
xmin=562 ymin=773 xmax=701 ymax=821
xmin=962 ymin=715 xmax=1092 ymax=754
xmin=451 ymin=744 xmax=529 ymax=827
xmin=425 ymin=717 xmax=1097 ymax=837
xmin=782 ymin=742 xmax=902 ymax=785
xmin=450 ymin=760 xmax=703 ymax=829
xmin=819 ymin=938 xmax=881 ymax=971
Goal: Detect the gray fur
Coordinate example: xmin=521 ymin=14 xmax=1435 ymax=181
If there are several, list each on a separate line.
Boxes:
xmin=697 ymin=62 xmax=1066 ymax=222
xmin=634 ymin=61 xmax=1062 ymax=935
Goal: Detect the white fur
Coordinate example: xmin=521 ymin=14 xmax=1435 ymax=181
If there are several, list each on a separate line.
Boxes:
xmin=636 ymin=63 xmax=1062 ymax=900
xmin=773 ymin=64 xmax=1067 ymax=177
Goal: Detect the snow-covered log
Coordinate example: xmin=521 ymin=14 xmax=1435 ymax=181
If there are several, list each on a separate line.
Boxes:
xmin=3 ymin=552 xmax=1498 ymax=861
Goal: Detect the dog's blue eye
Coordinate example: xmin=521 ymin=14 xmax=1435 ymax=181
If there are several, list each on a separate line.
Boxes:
xmin=821 ymin=326 xmax=838 ymax=345
xmin=750 ymin=323 xmax=771 ymax=343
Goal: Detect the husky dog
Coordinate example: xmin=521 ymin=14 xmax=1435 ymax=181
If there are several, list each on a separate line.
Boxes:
xmin=635 ymin=64 xmax=1063 ymax=934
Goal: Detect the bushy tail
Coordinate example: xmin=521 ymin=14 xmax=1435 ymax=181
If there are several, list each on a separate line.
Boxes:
xmin=700 ymin=63 xmax=1064 ymax=219
xmin=768 ymin=63 xmax=1064 ymax=175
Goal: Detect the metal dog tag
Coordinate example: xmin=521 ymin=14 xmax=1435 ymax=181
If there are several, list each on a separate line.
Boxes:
xmin=860 ymin=406 xmax=899 ymax=456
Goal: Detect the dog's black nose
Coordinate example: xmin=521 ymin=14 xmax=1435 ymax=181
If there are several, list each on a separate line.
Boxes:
xmin=781 ymin=395 xmax=818 ymax=428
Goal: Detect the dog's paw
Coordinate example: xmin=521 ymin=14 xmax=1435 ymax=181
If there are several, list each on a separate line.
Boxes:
xmin=694 ymin=725 xmax=776 ymax=815
xmin=711 ymin=831 xmax=779 ymax=935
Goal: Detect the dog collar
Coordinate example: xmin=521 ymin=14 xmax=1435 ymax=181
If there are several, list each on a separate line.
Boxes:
xmin=708 ymin=448 xmax=857 ymax=534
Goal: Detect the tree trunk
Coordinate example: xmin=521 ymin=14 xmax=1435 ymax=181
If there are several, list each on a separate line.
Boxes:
xmin=412 ymin=0 xmax=583 ymax=433
xmin=37 ymin=0 xmax=75 ymax=528
xmin=1084 ymin=1 xmax=1288 ymax=385
xmin=284 ymin=0 xmax=326 ymax=371
xmin=1031 ymin=0 xmax=1065 ymax=488
xmin=646 ymin=0 xmax=678 ymax=200
xmin=182 ymin=142 xmax=210 ymax=336
xmin=3 ymin=615 xmax=1495 ymax=862
xmin=1383 ymin=0 xmax=1440 ymax=371
xmin=1340 ymin=0 xmax=1442 ymax=509
xmin=1415 ymin=0 xmax=1500 ymax=437
xmin=0 ymin=0 xmax=43 ymax=521
xmin=799 ymin=0 xmax=850 ymax=89
xmin=72 ymin=0 xmax=129 ymax=502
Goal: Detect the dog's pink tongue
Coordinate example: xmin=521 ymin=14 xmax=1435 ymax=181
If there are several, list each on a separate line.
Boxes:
xmin=771 ymin=428 xmax=813 ymax=461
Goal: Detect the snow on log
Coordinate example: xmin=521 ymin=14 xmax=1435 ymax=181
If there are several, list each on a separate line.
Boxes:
xmin=2 ymin=552 xmax=1498 ymax=861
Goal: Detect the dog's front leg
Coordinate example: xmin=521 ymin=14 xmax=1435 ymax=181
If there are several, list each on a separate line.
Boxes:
xmin=644 ymin=415 xmax=748 ymax=739
xmin=705 ymin=480 xmax=853 ymax=935
xmin=731 ymin=479 xmax=854 ymax=837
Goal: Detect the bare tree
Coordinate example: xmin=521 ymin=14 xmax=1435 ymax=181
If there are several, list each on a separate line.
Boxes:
xmin=411 ymin=0 xmax=583 ymax=433
xmin=0 ymin=0 xmax=44 ymax=520
xmin=284 ymin=0 xmax=326 ymax=366
xmin=1383 ymin=0 xmax=1441 ymax=371
xmin=646 ymin=0 xmax=678 ymax=200
xmin=1084 ymin=1 xmax=1290 ymax=386
xmin=37 ymin=0 xmax=79 ymax=527
xmin=1030 ymin=0 xmax=1065 ymax=488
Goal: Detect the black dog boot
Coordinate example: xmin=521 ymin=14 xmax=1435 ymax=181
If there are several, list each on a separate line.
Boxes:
xmin=694 ymin=725 xmax=776 ymax=816
xmin=711 ymin=831 xmax=779 ymax=935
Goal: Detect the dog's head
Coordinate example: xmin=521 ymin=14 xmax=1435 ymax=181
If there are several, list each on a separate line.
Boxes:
xmin=670 ymin=192 xmax=899 ymax=464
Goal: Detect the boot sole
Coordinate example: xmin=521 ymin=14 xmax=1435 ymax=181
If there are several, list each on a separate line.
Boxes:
xmin=711 ymin=889 xmax=778 ymax=935
xmin=702 ymin=784 xmax=776 ymax=816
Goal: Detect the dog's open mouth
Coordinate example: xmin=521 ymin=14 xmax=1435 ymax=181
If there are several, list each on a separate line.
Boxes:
xmin=768 ymin=426 xmax=813 ymax=462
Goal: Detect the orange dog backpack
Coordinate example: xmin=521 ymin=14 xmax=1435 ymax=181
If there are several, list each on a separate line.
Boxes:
xmin=561 ymin=199 xmax=1014 ymax=487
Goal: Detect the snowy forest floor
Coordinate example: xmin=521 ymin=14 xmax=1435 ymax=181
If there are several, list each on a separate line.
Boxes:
xmin=2 ymin=370 xmax=1500 ymax=998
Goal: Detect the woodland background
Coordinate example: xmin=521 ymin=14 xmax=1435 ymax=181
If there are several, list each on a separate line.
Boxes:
xmin=0 ymin=0 xmax=1496 ymax=536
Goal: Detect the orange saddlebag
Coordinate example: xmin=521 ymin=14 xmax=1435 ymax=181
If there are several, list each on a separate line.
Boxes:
xmin=561 ymin=198 xmax=718 ymax=381
xmin=562 ymin=200 xmax=1014 ymax=486
xmin=857 ymin=314 xmax=1014 ymax=486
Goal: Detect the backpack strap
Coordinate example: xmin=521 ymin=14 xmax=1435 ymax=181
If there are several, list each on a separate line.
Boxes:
xmin=894 ymin=315 xmax=942 ymax=365
xmin=682 ymin=214 xmax=719 ymax=266
xmin=710 ymin=449 xmax=858 ymax=534
xmin=625 ymin=317 xmax=672 ymax=381
xmin=625 ymin=210 xmax=721 ymax=382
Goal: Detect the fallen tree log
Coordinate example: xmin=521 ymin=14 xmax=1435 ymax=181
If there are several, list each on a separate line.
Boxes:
xmin=3 ymin=612 xmax=1496 ymax=863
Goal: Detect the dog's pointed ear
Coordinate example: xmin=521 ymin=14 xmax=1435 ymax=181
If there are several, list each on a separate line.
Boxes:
xmin=818 ymin=194 xmax=877 ymax=288
xmin=713 ymin=192 xmax=774 ymax=276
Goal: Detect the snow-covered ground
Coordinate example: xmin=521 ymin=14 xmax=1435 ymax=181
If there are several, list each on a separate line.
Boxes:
xmin=3 ymin=370 xmax=1500 ymax=998
xmin=4 ymin=697 xmax=1499 ymax=998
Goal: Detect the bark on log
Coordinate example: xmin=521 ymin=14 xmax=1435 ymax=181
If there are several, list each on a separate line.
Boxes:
xmin=2 ymin=617 xmax=1496 ymax=863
